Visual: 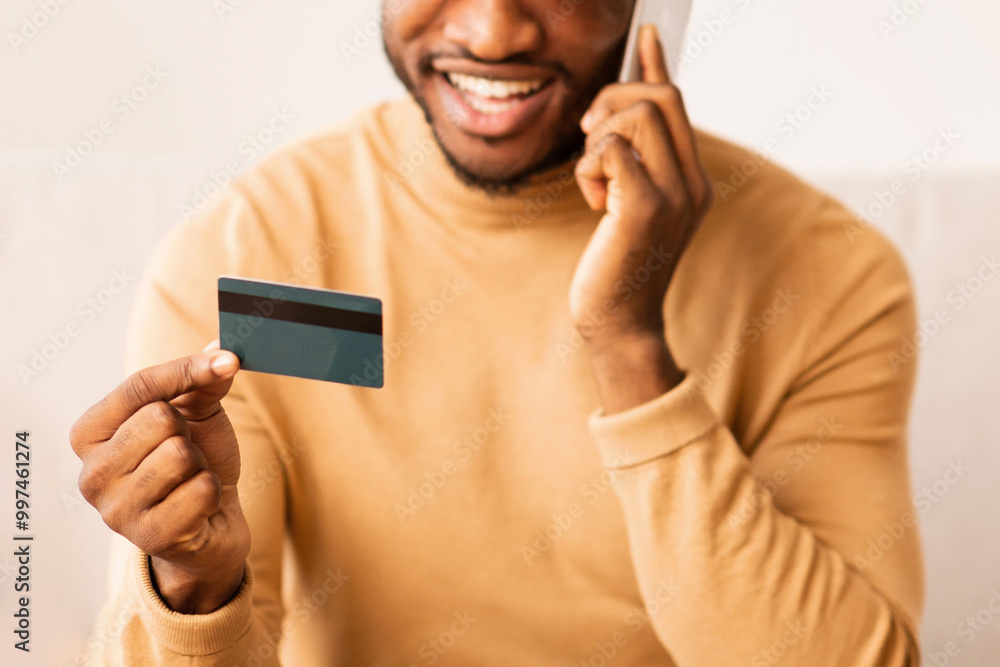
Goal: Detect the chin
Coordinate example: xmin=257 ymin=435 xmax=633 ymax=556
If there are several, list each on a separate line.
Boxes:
xmin=427 ymin=112 xmax=585 ymax=195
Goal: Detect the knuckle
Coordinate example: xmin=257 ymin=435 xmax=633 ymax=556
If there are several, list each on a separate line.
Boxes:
xmin=659 ymin=187 xmax=689 ymax=216
xmin=131 ymin=518 xmax=162 ymax=553
xmin=658 ymin=184 xmax=691 ymax=220
xmin=602 ymin=110 xmax=627 ymax=135
xmin=601 ymin=133 xmax=627 ymax=152
xmin=684 ymin=181 xmax=710 ymax=218
xmin=167 ymin=436 xmax=203 ymax=474
xmin=132 ymin=402 xmax=186 ymax=443
xmin=78 ymin=460 xmax=112 ymax=505
xmin=659 ymin=84 xmax=682 ymax=107
xmin=102 ymin=503 xmax=129 ymax=534
xmin=68 ymin=418 xmax=89 ymax=456
xmin=77 ymin=466 xmax=99 ymax=504
xmin=579 ymin=157 xmax=595 ymax=178
xmin=148 ymin=401 xmax=181 ymax=430
xmin=633 ymin=195 xmax=661 ymax=222
xmin=124 ymin=369 xmax=157 ymax=408
xmin=175 ymin=355 xmax=198 ymax=387
xmin=581 ymin=137 xmax=608 ymax=167
xmin=633 ymin=99 xmax=661 ymax=123
xmin=194 ymin=471 xmax=223 ymax=509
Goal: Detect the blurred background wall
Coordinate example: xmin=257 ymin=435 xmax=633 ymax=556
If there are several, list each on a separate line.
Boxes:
xmin=1 ymin=1 xmax=997 ymax=665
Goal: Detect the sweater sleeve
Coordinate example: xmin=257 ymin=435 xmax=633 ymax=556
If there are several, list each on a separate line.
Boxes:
xmin=83 ymin=190 xmax=289 ymax=665
xmin=588 ymin=219 xmax=924 ymax=665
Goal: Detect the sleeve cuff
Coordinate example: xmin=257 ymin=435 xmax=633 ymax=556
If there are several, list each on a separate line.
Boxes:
xmin=588 ymin=372 xmax=721 ymax=469
xmin=132 ymin=548 xmax=255 ymax=656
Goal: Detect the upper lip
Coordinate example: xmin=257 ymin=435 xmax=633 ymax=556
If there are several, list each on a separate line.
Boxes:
xmin=431 ymin=58 xmax=556 ymax=84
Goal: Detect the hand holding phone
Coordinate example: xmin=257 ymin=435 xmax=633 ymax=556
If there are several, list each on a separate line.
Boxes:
xmin=569 ymin=16 xmax=711 ymax=374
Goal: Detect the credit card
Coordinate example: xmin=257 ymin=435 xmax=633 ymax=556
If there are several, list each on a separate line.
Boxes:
xmin=218 ymin=276 xmax=383 ymax=387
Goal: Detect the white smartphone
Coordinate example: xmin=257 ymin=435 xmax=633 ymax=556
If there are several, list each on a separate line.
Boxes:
xmin=618 ymin=0 xmax=692 ymax=83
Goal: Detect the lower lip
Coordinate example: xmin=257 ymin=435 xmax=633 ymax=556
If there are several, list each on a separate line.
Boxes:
xmin=434 ymin=73 xmax=555 ymax=139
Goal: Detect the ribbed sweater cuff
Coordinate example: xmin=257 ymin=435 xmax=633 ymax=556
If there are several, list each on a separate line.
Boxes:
xmin=132 ymin=548 xmax=254 ymax=656
xmin=588 ymin=373 xmax=721 ymax=469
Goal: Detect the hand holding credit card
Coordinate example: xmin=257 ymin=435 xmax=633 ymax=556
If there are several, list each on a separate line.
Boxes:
xmin=218 ymin=276 xmax=384 ymax=387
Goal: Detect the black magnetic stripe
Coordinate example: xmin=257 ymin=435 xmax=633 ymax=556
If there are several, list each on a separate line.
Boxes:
xmin=219 ymin=290 xmax=381 ymax=335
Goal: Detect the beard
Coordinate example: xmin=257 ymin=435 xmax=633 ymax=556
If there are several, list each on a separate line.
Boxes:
xmin=424 ymin=109 xmax=586 ymax=196
xmin=382 ymin=39 xmax=618 ymax=196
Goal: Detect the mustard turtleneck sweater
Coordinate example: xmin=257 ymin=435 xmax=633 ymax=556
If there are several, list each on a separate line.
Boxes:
xmin=87 ymin=96 xmax=923 ymax=666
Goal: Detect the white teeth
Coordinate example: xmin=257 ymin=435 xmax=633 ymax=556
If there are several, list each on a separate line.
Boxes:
xmin=446 ymin=72 xmax=545 ymax=100
xmin=462 ymin=95 xmax=520 ymax=115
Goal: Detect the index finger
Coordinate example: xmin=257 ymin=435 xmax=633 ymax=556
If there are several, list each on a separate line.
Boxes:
xmin=72 ymin=349 xmax=239 ymax=448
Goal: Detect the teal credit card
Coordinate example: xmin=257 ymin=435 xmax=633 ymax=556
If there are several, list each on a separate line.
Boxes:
xmin=218 ymin=276 xmax=383 ymax=387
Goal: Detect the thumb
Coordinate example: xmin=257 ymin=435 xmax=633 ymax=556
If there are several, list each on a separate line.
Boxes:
xmin=639 ymin=24 xmax=670 ymax=85
xmin=168 ymin=349 xmax=240 ymax=422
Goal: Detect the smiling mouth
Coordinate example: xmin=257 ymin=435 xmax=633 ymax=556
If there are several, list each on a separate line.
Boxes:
xmin=443 ymin=72 xmax=550 ymax=115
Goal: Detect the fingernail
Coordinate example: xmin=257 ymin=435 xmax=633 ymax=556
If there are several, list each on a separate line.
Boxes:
xmin=581 ymin=110 xmax=594 ymax=131
xmin=210 ymin=352 xmax=238 ymax=376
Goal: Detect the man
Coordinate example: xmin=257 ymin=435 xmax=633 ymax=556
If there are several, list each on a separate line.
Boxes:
xmin=70 ymin=1 xmax=924 ymax=665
